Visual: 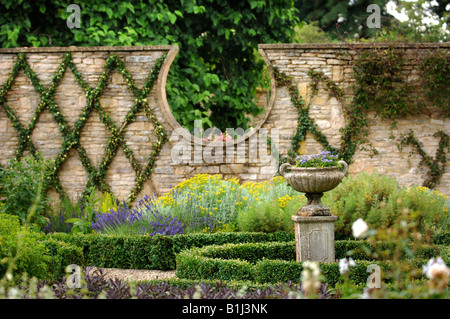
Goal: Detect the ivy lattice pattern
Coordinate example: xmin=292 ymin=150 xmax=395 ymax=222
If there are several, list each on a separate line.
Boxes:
xmin=0 ymin=52 xmax=168 ymax=203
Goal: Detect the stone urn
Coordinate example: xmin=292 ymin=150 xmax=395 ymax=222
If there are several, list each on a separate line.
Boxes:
xmin=280 ymin=160 xmax=348 ymax=216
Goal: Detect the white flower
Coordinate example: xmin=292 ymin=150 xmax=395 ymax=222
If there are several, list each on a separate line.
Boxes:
xmin=423 ymin=257 xmax=449 ymax=280
xmin=301 ymin=261 xmax=321 ymax=296
xmin=352 ymin=218 xmax=369 ymax=238
xmin=303 ymin=261 xmax=321 ymax=278
xmin=360 ymin=288 xmax=373 ymax=299
xmin=339 ymin=257 xmax=356 ymax=275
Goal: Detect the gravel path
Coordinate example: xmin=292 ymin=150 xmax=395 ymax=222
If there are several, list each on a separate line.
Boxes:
xmin=88 ymin=267 xmax=177 ymax=282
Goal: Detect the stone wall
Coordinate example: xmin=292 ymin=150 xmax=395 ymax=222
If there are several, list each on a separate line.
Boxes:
xmin=0 ymin=43 xmax=448 ymax=203
xmin=258 ymin=43 xmax=449 ymax=197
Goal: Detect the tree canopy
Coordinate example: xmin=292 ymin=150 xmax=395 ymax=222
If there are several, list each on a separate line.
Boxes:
xmin=0 ymin=0 xmax=299 ymax=131
xmin=294 ymin=0 xmax=395 ymax=39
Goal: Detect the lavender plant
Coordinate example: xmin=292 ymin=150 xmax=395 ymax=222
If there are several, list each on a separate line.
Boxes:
xmin=139 ymin=209 xmax=184 ymax=236
xmin=91 ymin=195 xmax=185 ymax=236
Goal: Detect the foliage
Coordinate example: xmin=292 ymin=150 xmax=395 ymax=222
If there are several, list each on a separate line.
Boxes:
xmin=398 ymin=132 xmax=449 ymax=191
xmin=323 ymin=171 xmax=449 ymax=239
xmin=294 ymin=151 xmax=343 ymax=168
xmin=0 ymin=154 xmax=52 ymax=229
xmin=4 ymin=214 xmax=448 ymax=298
xmin=352 ymin=47 xmax=413 ymax=118
xmin=351 ymin=46 xmax=449 ymax=119
xmin=44 ymin=188 xmax=124 ymax=234
xmin=418 ymin=49 xmax=450 ymax=109
xmin=292 ymin=21 xmax=333 ymax=43
xmin=47 ymin=231 xmax=294 ymax=271
xmin=97 ymin=174 xmax=302 ymax=236
xmin=294 ymin=0 xmax=394 ymax=39
xmin=373 ymin=186 xmax=449 ymax=234
xmin=0 ymin=267 xmax=335 ymax=299
xmin=154 ymin=174 xmax=243 ymax=233
xmin=0 ymin=0 xmax=299 ymax=132
xmin=83 ymin=172 xmax=448 ymax=239
xmin=175 ymin=240 xmax=446 ymax=287
xmin=0 ymin=212 xmax=82 ymax=281
xmin=91 ymin=196 xmax=185 ymax=237
xmin=273 ymin=44 xmax=449 ymax=188
xmin=341 ymin=216 xmax=450 ymax=298
xmin=236 ymin=201 xmax=291 ymax=233
xmin=171 ymin=231 xmax=294 ymax=255
xmin=384 ymin=0 xmax=450 ymax=43
xmin=175 ymin=236 xmax=449 ymax=298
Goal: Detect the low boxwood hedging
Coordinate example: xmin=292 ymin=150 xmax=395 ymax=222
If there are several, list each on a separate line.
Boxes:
xmin=171 ymin=231 xmax=294 ymax=254
xmin=45 ymin=231 xmax=295 ymax=270
xmin=47 ymin=233 xmax=176 ymax=270
xmin=175 ymin=241 xmax=448 ymax=286
xmin=42 ymin=238 xmax=84 ymax=279
xmin=45 ymin=231 xmax=449 ymax=273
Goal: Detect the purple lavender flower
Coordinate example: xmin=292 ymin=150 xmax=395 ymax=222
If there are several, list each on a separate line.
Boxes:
xmin=91 ymin=205 xmax=144 ymax=232
xmin=145 ymin=208 xmax=184 ymax=236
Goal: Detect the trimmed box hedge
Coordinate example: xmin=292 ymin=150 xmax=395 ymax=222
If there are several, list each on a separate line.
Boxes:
xmin=46 ymin=231 xmax=295 ymax=270
xmin=175 ymin=241 xmax=448 ymax=286
xmin=46 ymin=231 xmax=449 ymax=273
xmin=41 ymin=238 xmax=84 ymax=279
xmin=47 ymin=233 xmax=176 ymax=270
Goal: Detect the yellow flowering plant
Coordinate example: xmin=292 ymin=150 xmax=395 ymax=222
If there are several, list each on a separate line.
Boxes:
xmin=151 ymin=174 xmax=305 ymax=234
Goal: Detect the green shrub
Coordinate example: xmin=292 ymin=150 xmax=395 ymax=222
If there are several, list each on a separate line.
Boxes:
xmin=323 ymin=171 xmax=399 ymax=239
xmin=47 ymin=231 xmax=295 ymax=271
xmin=175 ymin=243 xmax=385 ymax=286
xmin=175 ymin=246 xmax=255 ymax=282
xmin=47 ymin=233 xmax=176 ymax=270
xmin=172 ymin=231 xmax=294 ymax=255
xmin=196 ymin=242 xmax=296 ymax=264
xmin=254 ymin=259 xmax=303 ymax=284
xmin=45 ymin=230 xmax=447 ymax=275
xmin=381 ymin=186 xmax=449 ymax=234
xmin=0 ymin=212 xmax=85 ymax=281
xmin=175 ymin=240 xmax=448 ymax=286
xmin=433 ymin=232 xmax=450 ymax=245
xmin=323 ymin=171 xmax=448 ymax=239
xmin=40 ymin=238 xmax=84 ymax=279
xmin=0 ymin=213 xmax=52 ymax=280
xmin=236 ymin=201 xmax=288 ymax=233
xmin=150 ymin=175 xmax=303 ymax=235
xmin=0 ymin=154 xmax=53 ymax=230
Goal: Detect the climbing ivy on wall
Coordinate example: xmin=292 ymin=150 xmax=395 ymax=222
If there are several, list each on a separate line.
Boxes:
xmin=274 ymin=68 xmax=343 ymax=164
xmin=398 ymin=130 xmax=450 ymax=189
xmin=0 ymin=51 xmax=168 ymax=204
xmin=274 ymin=45 xmax=449 ymax=189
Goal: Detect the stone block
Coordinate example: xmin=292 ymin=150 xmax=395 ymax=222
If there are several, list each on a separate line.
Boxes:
xmin=291 ymin=215 xmax=338 ymax=262
xmin=195 ymin=166 xmax=220 ymax=174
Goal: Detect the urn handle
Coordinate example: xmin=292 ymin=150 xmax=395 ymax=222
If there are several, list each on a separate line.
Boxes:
xmin=338 ymin=160 xmax=348 ymax=176
xmin=279 ymin=163 xmax=292 ymax=177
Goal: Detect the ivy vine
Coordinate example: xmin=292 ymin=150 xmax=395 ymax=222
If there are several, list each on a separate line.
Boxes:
xmin=398 ymin=130 xmax=450 ymax=189
xmin=0 ymin=51 xmax=168 ymax=204
xmin=274 ymin=67 xmax=342 ymax=165
xmin=273 ymin=45 xmax=449 ymax=189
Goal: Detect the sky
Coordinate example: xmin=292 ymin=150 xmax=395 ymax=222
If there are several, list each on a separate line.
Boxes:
xmin=386 ymin=0 xmax=446 ymax=24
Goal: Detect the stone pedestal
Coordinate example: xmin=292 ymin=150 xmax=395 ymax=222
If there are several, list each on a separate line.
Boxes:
xmin=291 ymin=215 xmax=338 ymax=262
